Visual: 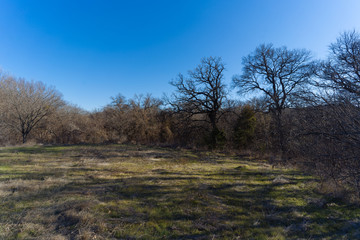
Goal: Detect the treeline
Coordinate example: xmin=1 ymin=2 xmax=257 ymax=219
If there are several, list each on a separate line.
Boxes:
xmin=1 ymin=31 xmax=360 ymax=198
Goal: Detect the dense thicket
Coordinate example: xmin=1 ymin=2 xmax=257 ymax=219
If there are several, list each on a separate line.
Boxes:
xmin=0 ymin=31 xmax=359 ymax=198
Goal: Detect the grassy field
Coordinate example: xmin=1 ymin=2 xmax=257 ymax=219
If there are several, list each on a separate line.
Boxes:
xmin=0 ymin=145 xmax=359 ymax=240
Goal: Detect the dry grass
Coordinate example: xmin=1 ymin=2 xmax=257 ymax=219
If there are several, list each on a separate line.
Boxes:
xmin=0 ymin=144 xmax=359 ymax=239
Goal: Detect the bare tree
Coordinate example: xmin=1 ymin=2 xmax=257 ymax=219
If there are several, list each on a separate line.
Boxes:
xmin=169 ymin=56 xmax=227 ymax=148
xmin=319 ymin=30 xmax=360 ymax=99
xmin=36 ymin=104 xmax=102 ymax=144
xmin=103 ymin=94 xmax=164 ymax=144
xmin=301 ymin=30 xmax=360 ymax=197
xmin=233 ymin=44 xmax=314 ymax=154
xmin=0 ymin=76 xmax=63 ymax=143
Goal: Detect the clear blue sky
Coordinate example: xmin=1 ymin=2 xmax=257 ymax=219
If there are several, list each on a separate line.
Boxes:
xmin=0 ymin=0 xmax=359 ymax=111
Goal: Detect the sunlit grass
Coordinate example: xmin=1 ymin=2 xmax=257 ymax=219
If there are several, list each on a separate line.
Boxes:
xmin=0 ymin=144 xmax=359 ymax=239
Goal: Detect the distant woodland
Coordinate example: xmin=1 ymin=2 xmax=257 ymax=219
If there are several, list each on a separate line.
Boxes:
xmin=1 ymin=31 xmax=360 ymax=198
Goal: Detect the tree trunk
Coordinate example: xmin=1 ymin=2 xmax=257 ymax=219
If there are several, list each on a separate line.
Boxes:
xmin=272 ymin=109 xmax=286 ymax=159
xmin=22 ymin=133 xmax=27 ymax=144
xmin=208 ymin=111 xmax=220 ymax=149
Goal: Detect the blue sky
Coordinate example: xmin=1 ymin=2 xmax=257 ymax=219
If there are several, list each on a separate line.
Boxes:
xmin=0 ymin=0 xmax=360 ymax=111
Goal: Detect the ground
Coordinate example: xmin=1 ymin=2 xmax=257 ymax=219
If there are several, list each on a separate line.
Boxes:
xmin=0 ymin=144 xmax=359 ymax=239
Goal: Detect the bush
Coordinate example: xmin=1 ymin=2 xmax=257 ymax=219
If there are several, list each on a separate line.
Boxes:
xmin=234 ymin=105 xmax=256 ymax=149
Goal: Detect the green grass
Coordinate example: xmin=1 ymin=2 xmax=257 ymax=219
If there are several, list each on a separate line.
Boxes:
xmin=0 ymin=144 xmax=359 ymax=239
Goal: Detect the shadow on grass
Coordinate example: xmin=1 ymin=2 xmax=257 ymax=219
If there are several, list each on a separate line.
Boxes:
xmin=0 ymin=145 xmax=359 ymax=239
xmin=6 ymin=173 xmax=355 ymax=238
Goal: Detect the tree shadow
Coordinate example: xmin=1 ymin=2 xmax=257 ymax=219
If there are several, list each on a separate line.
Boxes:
xmin=0 ymin=146 xmax=359 ymax=239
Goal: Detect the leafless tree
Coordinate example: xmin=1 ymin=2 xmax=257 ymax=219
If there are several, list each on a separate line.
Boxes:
xmin=169 ymin=56 xmax=227 ymax=148
xmin=103 ymin=94 xmax=164 ymax=144
xmin=233 ymin=44 xmax=314 ymax=154
xmin=318 ymin=30 xmax=360 ymax=99
xmin=300 ymin=30 xmax=360 ymax=197
xmin=0 ymin=76 xmax=63 ymax=143
xmin=36 ymin=104 xmax=105 ymax=144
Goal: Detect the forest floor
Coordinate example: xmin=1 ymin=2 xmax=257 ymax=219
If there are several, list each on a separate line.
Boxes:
xmin=0 ymin=144 xmax=359 ymax=240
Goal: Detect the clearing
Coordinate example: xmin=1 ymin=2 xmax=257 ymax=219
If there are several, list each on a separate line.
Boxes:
xmin=0 ymin=144 xmax=359 ymax=239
